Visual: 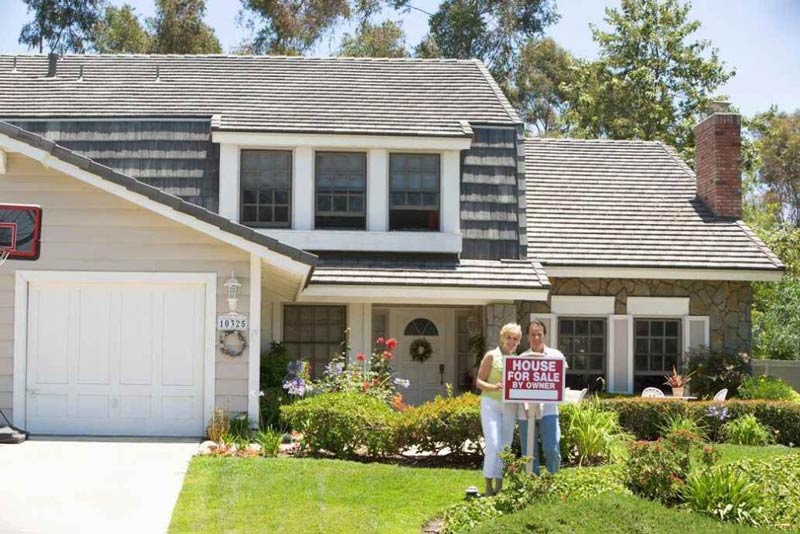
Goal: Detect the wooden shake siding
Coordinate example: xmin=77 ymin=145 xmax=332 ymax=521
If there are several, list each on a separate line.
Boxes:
xmin=460 ymin=126 xmax=526 ymax=260
xmin=8 ymin=120 xmax=220 ymax=212
xmin=0 ymin=152 xmax=249 ymax=423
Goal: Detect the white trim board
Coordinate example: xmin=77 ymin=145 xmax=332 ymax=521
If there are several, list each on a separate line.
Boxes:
xmin=627 ymin=297 xmax=689 ymax=316
xmin=551 ymin=296 xmax=615 ymax=315
xmin=13 ymin=270 xmax=217 ymax=435
xmin=544 ymin=266 xmax=782 ymax=282
xmin=300 ymin=285 xmax=549 ymax=305
xmin=212 ymin=131 xmax=473 ymax=151
xmin=0 ymin=133 xmax=312 ymax=279
xmin=259 ymin=229 xmax=462 ymax=253
xmin=248 ymin=255 xmax=262 ymax=427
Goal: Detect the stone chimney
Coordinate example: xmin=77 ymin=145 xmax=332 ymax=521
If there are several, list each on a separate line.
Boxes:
xmin=694 ymin=103 xmax=742 ymax=220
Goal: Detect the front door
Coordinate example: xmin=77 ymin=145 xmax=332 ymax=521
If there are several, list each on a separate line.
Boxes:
xmin=390 ymin=308 xmax=455 ymax=405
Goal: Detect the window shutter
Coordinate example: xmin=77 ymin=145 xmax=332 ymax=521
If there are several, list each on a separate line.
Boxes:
xmin=609 ymin=315 xmax=633 ymax=393
xmin=683 ymin=315 xmax=710 ymax=356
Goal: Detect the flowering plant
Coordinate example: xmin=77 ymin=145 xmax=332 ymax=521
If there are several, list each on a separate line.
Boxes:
xmin=314 ymin=334 xmax=409 ymax=404
xmin=663 ymin=366 xmax=693 ymax=388
xmin=282 ymin=359 xmax=313 ymax=398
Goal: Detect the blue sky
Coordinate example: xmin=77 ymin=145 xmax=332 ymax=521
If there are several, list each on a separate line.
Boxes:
xmin=1 ymin=0 xmax=798 ymax=117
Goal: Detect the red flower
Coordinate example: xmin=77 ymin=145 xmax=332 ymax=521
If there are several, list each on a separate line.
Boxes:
xmin=386 ymin=338 xmax=398 ymax=350
xmin=356 ymin=352 xmax=366 ymax=362
xmin=376 ymin=337 xmax=385 ymax=345
xmin=383 ymin=351 xmax=393 ymax=360
xmin=361 ymin=381 xmax=370 ymax=391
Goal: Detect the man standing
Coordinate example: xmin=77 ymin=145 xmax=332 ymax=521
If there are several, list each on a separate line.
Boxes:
xmin=518 ymin=319 xmax=568 ymax=474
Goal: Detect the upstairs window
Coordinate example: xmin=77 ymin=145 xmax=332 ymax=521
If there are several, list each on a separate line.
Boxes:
xmin=390 ymin=154 xmax=440 ymax=231
xmin=240 ymin=150 xmax=291 ymax=227
xmin=315 ymin=152 xmax=366 ymax=229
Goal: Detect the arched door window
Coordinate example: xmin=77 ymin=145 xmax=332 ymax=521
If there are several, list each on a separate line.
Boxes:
xmin=404 ymin=318 xmax=439 ymax=336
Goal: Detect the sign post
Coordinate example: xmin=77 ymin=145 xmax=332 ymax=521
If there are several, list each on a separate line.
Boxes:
xmin=502 ymin=354 xmax=566 ymax=474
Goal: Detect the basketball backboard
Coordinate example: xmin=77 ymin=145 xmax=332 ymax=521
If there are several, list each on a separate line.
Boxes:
xmin=0 ymin=204 xmax=42 ymax=263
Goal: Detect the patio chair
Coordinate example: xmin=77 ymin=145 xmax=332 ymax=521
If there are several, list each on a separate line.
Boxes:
xmin=564 ymin=387 xmax=589 ymax=404
xmin=713 ymin=388 xmax=728 ymax=402
xmin=641 ymin=387 xmax=665 ymax=398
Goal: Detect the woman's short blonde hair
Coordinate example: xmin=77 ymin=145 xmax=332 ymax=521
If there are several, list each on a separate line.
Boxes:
xmin=499 ymin=322 xmax=522 ymax=342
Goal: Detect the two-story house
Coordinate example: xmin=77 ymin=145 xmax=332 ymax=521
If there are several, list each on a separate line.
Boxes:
xmin=0 ymin=54 xmax=782 ymax=437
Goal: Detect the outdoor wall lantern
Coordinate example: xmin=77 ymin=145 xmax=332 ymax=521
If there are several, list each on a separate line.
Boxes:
xmin=224 ymin=271 xmax=241 ymax=312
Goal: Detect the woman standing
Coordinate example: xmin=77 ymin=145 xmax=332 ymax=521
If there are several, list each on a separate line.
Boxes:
xmin=475 ymin=323 xmax=522 ymax=496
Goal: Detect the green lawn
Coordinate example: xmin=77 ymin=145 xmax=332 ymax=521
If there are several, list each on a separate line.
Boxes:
xmin=169 ymin=446 xmax=798 ymax=534
xmin=169 ymin=457 xmax=479 ymax=534
xmin=473 ymin=493 xmax=766 ymax=533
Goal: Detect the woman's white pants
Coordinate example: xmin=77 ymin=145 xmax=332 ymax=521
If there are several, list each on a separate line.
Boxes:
xmin=480 ymin=395 xmax=517 ymax=479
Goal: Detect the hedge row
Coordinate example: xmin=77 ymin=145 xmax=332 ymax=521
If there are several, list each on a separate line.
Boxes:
xmin=599 ymin=398 xmax=800 ymax=446
xmin=281 ymin=394 xmax=800 ymax=458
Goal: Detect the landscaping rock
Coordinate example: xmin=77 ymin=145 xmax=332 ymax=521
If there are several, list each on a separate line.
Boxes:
xmin=198 ymin=440 xmax=218 ymax=455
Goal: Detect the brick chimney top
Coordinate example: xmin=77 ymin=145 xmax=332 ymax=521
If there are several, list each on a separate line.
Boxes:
xmin=694 ymin=109 xmax=742 ymax=220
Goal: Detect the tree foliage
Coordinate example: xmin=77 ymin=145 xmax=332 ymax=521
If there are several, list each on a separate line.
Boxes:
xmin=238 ymin=0 xmax=408 ymax=55
xmin=562 ymin=0 xmax=733 ymax=160
xmin=19 ymin=0 xmax=105 ymax=54
xmin=418 ymin=0 xmax=559 ymax=96
xmin=148 ymin=0 xmax=222 ymax=54
xmin=749 ymin=108 xmax=800 ymax=227
xmin=514 ymin=38 xmax=574 ymax=136
xmin=92 ymin=4 xmax=151 ymax=54
xmin=338 ymin=20 xmax=408 ymax=58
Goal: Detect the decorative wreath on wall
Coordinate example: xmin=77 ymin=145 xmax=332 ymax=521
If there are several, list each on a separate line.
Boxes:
xmin=219 ymin=330 xmax=248 ymax=357
xmin=410 ymin=338 xmax=433 ymax=363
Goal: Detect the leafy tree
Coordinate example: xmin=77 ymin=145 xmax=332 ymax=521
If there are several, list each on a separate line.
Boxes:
xmin=514 ymin=38 xmax=574 ymax=136
xmin=338 ymin=20 xmax=408 ymax=58
xmin=19 ymin=0 xmax=105 ymax=54
xmin=238 ymin=0 xmax=408 ymax=55
xmin=92 ymin=4 xmax=151 ymax=54
xmin=418 ymin=0 xmax=559 ymax=96
xmin=749 ymin=108 xmax=800 ymax=227
xmin=148 ymin=0 xmax=222 ymax=54
xmin=562 ymin=0 xmax=733 ymax=161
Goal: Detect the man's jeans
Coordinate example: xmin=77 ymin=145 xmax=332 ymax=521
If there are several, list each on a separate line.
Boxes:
xmin=518 ymin=414 xmax=561 ymax=475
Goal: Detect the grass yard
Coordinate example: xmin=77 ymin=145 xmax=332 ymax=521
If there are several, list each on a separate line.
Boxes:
xmin=472 ymin=493 xmax=765 ymax=533
xmin=168 ymin=457 xmax=479 ymax=534
xmin=715 ymin=443 xmax=797 ymax=464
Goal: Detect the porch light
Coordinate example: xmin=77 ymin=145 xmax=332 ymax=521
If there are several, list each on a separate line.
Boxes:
xmin=224 ymin=271 xmax=242 ymax=312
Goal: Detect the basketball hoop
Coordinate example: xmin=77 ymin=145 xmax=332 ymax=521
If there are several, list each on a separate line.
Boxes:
xmin=0 ymin=249 xmax=9 ymax=266
xmin=0 ymin=204 xmax=42 ymax=264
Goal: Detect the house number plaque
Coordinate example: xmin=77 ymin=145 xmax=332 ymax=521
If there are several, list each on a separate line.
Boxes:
xmin=217 ymin=312 xmax=249 ymax=331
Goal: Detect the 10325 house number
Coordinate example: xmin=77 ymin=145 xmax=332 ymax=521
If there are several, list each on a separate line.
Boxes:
xmin=217 ymin=313 xmax=249 ymax=331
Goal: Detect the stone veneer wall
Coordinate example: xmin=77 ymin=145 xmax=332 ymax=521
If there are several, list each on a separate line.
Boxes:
xmin=516 ymin=278 xmax=753 ymax=354
xmin=485 ymin=303 xmax=518 ymax=350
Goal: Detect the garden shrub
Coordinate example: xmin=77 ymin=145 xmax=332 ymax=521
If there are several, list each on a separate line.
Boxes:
xmin=721 ymin=414 xmax=773 ymax=446
xmin=205 ymin=407 xmax=229 ymax=442
xmin=686 ymin=348 xmax=751 ymax=398
xmin=394 ymin=393 xmax=481 ymax=456
xmin=281 ymin=392 xmax=398 ymax=457
xmin=683 ymin=465 xmax=767 ymax=527
xmin=600 ymin=398 xmax=800 ymax=446
xmin=547 ymin=464 xmax=630 ymax=500
xmin=559 ymin=399 xmax=632 ymax=466
xmin=728 ymin=455 xmax=800 ymax=530
xmin=739 ymin=375 xmax=800 ymax=402
xmin=253 ymin=428 xmax=283 ymax=457
xmin=259 ymin=342 xmax=291 ymax=428
xmin=625 ymin=430 xmax=710 ymax=504
xmin=658 ymin=412 xmax=708 ymax=440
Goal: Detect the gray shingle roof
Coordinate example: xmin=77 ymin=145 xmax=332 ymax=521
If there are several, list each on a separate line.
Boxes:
xmin=0 ymin=120 xmax=317 ymax=266
xmin=525 ymin=138 xmax=784 ymax=271
xmin=0 ymin=55 xmax=521 ymax=137
xmin=310 ymin=258 xmax=550 ymax=289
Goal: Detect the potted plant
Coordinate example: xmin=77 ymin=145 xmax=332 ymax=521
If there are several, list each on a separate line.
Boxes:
xmin=664 ymin=366 xmax=693 ymax=398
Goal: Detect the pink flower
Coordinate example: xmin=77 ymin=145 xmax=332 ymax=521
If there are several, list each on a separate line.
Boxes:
xmin=356 ymin=352 xmax=366 ymax=362
xmin=376 ymin=337 xmax=385 ymax=345
xmin=386 ymin=338 xmax=398 ymax=350
xmin=383 ymin=351 xmax=393 ymax=360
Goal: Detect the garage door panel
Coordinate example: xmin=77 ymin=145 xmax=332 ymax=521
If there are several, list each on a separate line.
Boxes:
xmin=30 ymin=286 xmax=70 ymax=385
xmin=77 ymin=394 xmax=110 ymax=418
xmin=77 ymin=287 xmax=113 ymax=385
xmin=162 ymin=287 xmax=202 ymax=387
xmin=26 ymin=276 xmax=209 ymax=437
xmin=119 ymin=290 xmax=156 ymax=386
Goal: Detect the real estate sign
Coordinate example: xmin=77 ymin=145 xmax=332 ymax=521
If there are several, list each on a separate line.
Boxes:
xmin=502 ymin=355 xmax=565 ymax=403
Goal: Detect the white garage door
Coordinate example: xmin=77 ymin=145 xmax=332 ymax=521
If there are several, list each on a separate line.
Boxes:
xmin=24 ymin=276 xmax=210 ymax=437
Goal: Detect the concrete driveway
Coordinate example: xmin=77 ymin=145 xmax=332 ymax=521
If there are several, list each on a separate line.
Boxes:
xmin=0 ymin=437 xmax=198 ymax=534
